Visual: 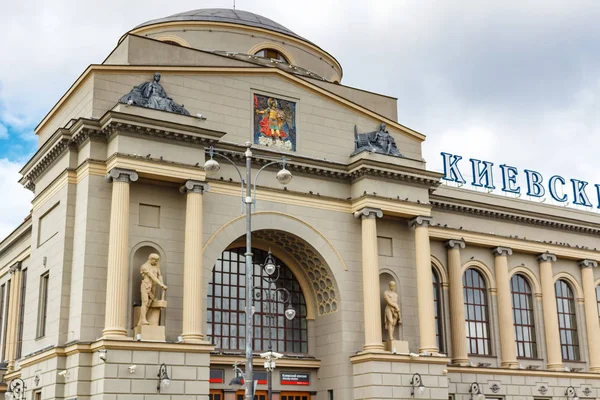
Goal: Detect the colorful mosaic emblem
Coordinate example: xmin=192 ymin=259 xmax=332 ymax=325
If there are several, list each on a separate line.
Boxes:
xmin=253 ymin=94 xmax=296 ymax=151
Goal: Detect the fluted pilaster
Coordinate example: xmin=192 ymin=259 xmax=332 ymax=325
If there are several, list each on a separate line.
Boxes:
xmin=538 ymin=252 xmax=562 ymax=371
xmin=5 ymin=262 xmax=22 ymax=372
xmin=410 ymin=216 xmax=438 ymax=354
xmin=103 ymin=168 xmax=138 ymax=338
xmin=493 ymin=246 xmax=518 ymax=368
xmin=447 ymin=239 xmax=468 ymax=365
xmin=354 ymin=207 xmax=384 ymax=351
xmin=181 ymin=180 xmax=209 ymax=343
xmin=579 ymin=259 xmax=600 ymax=373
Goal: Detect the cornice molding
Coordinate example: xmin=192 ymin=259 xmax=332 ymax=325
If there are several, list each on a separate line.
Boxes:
xmin=431 ymin=198 xmax=600 ymax=236
xmin=21 ymin=110 xmax=226 ymax=191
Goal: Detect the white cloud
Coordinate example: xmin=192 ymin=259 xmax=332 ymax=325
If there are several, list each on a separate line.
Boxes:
xmin=0 ymin=124 xmax=7 ymax=139
xmin=0 ymin=159 xmax=32 ymax=239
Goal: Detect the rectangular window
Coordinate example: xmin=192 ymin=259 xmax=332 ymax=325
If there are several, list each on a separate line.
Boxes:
xmin=328 ymin=390 xmax=334 ymax=400
xmin=38 ymin=203 xmax=60 ymax=246
xmin=34 ymin=391 xmax=41 ymax=400
xmin=1 ymin=280 xmax=10 ymax=361
xmin=16 ymin=269 xmax=27 ymax=359
xmin=209 ymin=390 xmax=223 ymax=400
xmin=37 ymin=273 xmax=49 ymax=338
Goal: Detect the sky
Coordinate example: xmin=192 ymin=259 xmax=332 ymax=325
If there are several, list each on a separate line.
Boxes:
xmin=2 ymin=0 xmax=600 ymax=237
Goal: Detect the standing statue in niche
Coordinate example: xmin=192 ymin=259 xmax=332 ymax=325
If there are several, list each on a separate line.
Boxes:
xmin=353 ymin=123 xmax=403 ymax=157
xmin=119 ymin=72 xmax=191 ymax=115
xmin=383 ymin=280 xmax=402 ymax=341
xmin=138 ymin=253 xmax=167 ymax=327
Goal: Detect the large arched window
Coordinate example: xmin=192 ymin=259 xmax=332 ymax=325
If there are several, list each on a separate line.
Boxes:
xmin=510 ymin=274 xmax=537 ymax=358
xmin=207 ymin=247 xmax=308 ymax=353
xmin=555 ymin=279 xmax=579 ymax=361
xmin=463 ymin=268 xmax=491 ymax=355
xmin=254 ymin=48 xmax=288 ymax=63
xmin=432 ymin=267 xmax=444 ymax=353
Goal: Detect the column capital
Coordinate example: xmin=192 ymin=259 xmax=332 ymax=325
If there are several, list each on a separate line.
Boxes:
xmin=493 ymin=246 xmax=513 ymax=257
xmin=180 ymin=180 xmax=210 ymax=194
xmin=8 ymin=261 xmax=22 ymax=275
xmin=537 ymin=252 xmax=557 ymax=263
xmin=409 ymin=216 xmax=433 ymax=228
xmin=105 ymin=168 xmax=138 ymax=184
xmin=579 ymin=259 xmax=598 ymax=268
xmin=353 ymin=207 xmax=383 ymax=219
xmin=446 ymin=239 xmax=466 ymax=249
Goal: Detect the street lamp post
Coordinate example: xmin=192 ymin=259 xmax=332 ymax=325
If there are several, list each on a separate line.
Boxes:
xmin=256 ymin=251 xmax=296 ymax=400
xmin=204 ymin=142 xmax=292 ymax=400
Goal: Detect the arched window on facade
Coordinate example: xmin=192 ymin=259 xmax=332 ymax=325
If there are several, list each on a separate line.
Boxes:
xmin=254 ymin=48 xmax=288 ymax=63
xmin=432 ymin=267 xmax=444 ymax=353
xmin=510 ymin=274 xmax=537 ymax=358
xmin=555 ymin=279 xmax=580 ymax=361
xmin=207 ymin=247 xmax=308 ymax=353
xmin=463 ymin=268 xmax=491 ymax=355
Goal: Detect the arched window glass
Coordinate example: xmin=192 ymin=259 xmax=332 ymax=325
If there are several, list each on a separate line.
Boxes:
xmin=254 ymin=48 xmax=288 ymax=63
xmin=207 ymin=247 xmax=308 ymax=353
xmin=555 ymin=279 xmax=580 ymax=361
xmin=510 ymin=274 xmax=537 ymax=358
xmin=463 ymin=268 xmax=491 ymax=355
xmin=432 ymin=267 xmax=444 ymax=353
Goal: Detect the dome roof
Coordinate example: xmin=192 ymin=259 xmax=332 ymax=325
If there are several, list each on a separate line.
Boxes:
xmin=135 ymin=8 xmax=307 ymax=42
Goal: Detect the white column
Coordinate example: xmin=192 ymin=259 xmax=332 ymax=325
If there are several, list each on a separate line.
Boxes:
xmin=354 ymin=207 xmax=384 ymax=351
xmin=410 ymin=216 xmax=438 ymax=354
xmin=103 ymin=168 xmax=138 ymax=338
xmin=493 ymin=246 xmax=518 ymax=368
xmin=579 ymin=259 xmax=600 ymax=373
xmin=181 ymin=180 xmax=209 ymax=343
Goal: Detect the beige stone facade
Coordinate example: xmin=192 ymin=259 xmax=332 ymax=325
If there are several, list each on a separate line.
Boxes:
xmin=1 ymin=8 xmax=600 ymax=400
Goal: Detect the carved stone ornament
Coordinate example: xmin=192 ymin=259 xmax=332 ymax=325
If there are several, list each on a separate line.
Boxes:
xmin=538 ymin=385 xmax=548 ymax=395
xmin=119 ymin=72 xmax=190 ymax=116
xmin=583 ymin=387 xmax=592 ymax=396
xmin=489 ymin=383 xmax=500 ymax=393
xmin=352 ymin=123 xmax=402 ymax=157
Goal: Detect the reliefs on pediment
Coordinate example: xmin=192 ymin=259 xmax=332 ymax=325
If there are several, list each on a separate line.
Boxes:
xmin=119 ymin=72 xmax=190 ymax=115
xmin=352 ymin=123 xmax=403 ymax=157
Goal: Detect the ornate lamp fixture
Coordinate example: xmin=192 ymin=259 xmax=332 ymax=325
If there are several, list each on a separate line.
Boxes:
xmin=157 ymin=363 xmax=171 ymax=392
xmin=5 ymin=378 xmax=26 ymax=400
xmin=469 ymin=382 xmax=485 ymax=400
xmin=410 ymin=373 xmax=425 ymax=397
xmin=565 ymin=386 xmax=579 ymax=400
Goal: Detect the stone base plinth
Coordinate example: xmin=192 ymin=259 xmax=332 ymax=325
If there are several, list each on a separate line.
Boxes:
xmin=384 ymin=340 xmax=409 ymax=354
xmin=134 ymin=324 xmax=165 ymax=341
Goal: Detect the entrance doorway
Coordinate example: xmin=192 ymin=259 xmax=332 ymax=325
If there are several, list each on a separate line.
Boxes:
xmin=209 ymin=390 xmax=223 ymax=400
xmin=281 ymin=392 xmax=310 ymax=400
xmin=236 ymin=390 xmax=267 ymax=400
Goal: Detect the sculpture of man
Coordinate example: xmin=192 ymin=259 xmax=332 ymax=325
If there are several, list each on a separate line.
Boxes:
xmin=138 ymin=253 xmax=167 ymax=326
xmin=384 ymin=280 xmax=402 ymax=341
xmin=373 ymin=123 xmax=402 ymax=156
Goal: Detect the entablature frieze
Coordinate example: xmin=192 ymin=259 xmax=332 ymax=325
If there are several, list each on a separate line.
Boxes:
xmin=431 ymin=197 xmax=600 ymax=236
xmin=20 ymin=110 xmax=226 ymax=192
xmin=430 ymin=227 xmax=600 ymax=263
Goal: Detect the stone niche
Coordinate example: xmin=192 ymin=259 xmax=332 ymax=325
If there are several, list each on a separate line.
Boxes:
xmin=379 ymin=271 xmax=408 ymax=353
xmin=130 ymin=245 xmax=168 ymax=340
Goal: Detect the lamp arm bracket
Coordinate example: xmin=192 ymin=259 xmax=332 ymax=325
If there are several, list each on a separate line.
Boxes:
xmin=252 ymin=159 xmax=285 ymax=211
